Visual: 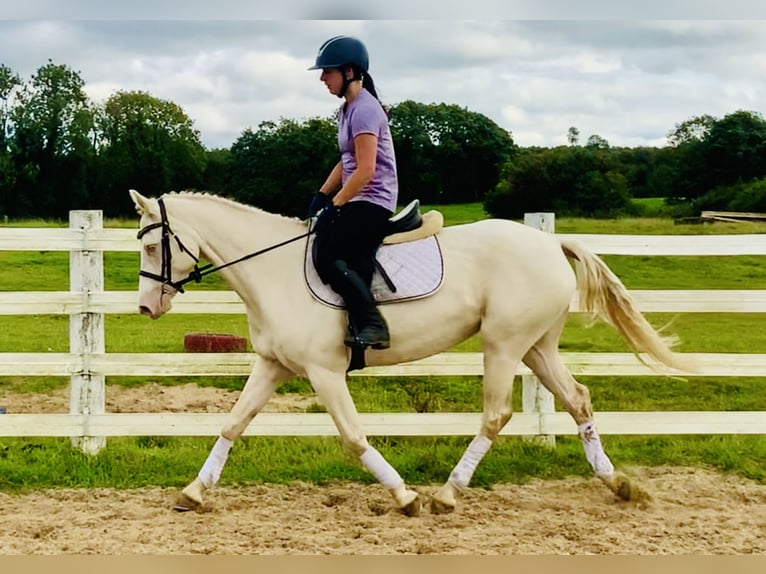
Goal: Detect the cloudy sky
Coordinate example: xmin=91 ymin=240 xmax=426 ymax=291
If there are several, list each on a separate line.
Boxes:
xmin=1 ymin=11 xmax=764 ymax=150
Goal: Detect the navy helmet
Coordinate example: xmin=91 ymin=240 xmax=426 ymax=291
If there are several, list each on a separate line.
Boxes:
xmin=308 ymin=35 xmax=369 ymax=72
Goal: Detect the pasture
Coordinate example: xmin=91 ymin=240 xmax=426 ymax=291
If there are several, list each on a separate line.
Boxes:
xmin=0 ymin=203 xmax=765 ymax=554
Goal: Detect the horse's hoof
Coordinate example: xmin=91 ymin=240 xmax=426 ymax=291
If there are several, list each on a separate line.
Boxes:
xmin=616 ymin=475 xmax=632 ymax=500
xmin=173 ymin=478 xmax=207 ymax=512
xmin=615 ymin=474 xmax=652 ymax=503
xmin=400 ymin=494 xmax=422 ymax=517
xmin=173 ymin=492 xmax=201 ymax=512
xmin=601 ymin=472 xmax=652 ymax=503
xmin=430 ymin=482 xmax=458 ymax=514
xmin=429 ymin=497 xmax=456 ymax=515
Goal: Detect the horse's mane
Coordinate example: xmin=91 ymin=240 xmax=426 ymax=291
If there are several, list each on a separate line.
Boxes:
xmin=167 ymin=190 xmax=304 ymax=224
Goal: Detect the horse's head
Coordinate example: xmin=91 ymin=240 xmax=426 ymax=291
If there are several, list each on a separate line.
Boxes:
xmin=129 ymin=189 xmax=202 ymax=319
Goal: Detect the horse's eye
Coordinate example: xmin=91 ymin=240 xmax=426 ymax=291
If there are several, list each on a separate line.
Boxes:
xmin=145 ymin=244 xmax=158 ymax=255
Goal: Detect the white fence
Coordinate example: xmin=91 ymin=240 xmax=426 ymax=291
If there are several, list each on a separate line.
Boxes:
xmin=1 ymin=211 xmax=766 ymax=453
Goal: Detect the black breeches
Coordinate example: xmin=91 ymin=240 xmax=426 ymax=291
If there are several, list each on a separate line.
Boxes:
xmin=314 ymin=201 xmax=392 ymax=289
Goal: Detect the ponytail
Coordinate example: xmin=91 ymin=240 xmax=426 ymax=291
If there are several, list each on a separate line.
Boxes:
xmin=351 ymin=65 xmax=389 ymax=118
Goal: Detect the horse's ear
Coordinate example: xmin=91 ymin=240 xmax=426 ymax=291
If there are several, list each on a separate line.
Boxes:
xmin=129 ymin=189 xmax=158 ymax=217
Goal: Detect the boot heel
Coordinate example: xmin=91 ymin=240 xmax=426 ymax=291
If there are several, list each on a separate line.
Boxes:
xmin=357 ymin=328 xmax=390 ymax=349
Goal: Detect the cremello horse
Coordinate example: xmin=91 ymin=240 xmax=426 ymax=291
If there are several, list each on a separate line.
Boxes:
xmin=129 ymin=189 xmax=688 ymax=516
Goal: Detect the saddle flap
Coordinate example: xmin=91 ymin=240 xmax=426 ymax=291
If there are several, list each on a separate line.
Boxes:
xmin=305 ymin=234 xmax=445 ymax=308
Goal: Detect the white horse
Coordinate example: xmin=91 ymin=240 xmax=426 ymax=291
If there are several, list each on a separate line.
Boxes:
xmin=129 ymin=189 xmax=688 ymax=516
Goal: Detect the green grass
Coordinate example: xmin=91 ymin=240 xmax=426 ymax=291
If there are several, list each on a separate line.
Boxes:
xmin=632 ymin=196 xmax=667 ymax=216
xmin=420 ymin=202 xmax=490 ymax=225
xmin=425 ymin=200 xmax=766 ymax=234
xmin=1 ymin=207 xmax=765 ymax=490
xmin=2 ymin=434 xmax=765 ymax=491
xmin=556 ymin=216 xmax=766 ymax=235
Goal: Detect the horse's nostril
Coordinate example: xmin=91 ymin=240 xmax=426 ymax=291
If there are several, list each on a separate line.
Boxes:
xmin=139 ymin=305 xmax=152 ymax=317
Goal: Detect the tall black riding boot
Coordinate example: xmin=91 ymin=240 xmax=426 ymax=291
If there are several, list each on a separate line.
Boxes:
xmin=330 ymin=260 xmax=390 ymax=350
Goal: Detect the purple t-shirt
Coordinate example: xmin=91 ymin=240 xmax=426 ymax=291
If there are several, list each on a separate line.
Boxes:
xmin=338 ymin=88 xmax=398 ymax=212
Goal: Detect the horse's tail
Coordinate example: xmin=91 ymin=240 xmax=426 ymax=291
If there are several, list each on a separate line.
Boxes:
xmin=560 ymin=238 xmax=692 ymax=373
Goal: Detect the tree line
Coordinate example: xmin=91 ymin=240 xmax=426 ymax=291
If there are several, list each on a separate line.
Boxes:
xmin=2 ymin=60 xmax=765 ymax=220
xmin=487 ymin=110 xmax=766 ymax=219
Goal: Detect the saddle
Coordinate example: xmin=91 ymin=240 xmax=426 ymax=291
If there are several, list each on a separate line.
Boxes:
xmin=380 ymin=199 xmax=445 ymax=245
xmin=305 ymin=200 xmax=446 ymax=309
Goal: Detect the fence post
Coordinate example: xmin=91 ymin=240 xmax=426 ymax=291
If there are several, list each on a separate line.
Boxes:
xmin=69 ymin=210 xmax=106 ymax=454
xmin=522 ymin=213 xmax=556 ymax=447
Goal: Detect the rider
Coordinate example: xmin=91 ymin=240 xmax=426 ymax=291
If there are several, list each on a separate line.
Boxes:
xmin=308 ymin=35 xmax=398 ymax=350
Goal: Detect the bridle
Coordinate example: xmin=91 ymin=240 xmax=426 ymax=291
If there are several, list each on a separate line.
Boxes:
xmin=136 ymin=196 xmax=314 ymax=293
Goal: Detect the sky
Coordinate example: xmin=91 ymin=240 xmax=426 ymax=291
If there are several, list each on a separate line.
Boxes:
xmin=1 ymin=4 xmax=764 ymax=150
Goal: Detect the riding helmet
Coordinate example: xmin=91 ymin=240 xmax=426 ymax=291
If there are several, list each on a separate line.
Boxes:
xmin=308 ymin=35 xmax=369 ymax=72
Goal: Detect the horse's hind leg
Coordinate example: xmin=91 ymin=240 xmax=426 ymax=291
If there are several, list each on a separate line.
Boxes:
xmin=306 ymin=365 xmax=422 ymax=517
xmin=431 ymin=345 xmax=521 ymax=514
xmin=522 ymin=313 xmax=648 ymax=502
xmin=174 ymin=357 xmax=292 ymax=511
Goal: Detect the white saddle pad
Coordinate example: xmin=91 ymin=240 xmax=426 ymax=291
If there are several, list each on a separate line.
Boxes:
xmin=304 ymin=234 xmax=445 ymax=309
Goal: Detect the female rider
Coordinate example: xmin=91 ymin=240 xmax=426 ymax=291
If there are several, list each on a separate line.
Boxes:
xmin=308 ymin=35 xmax=398 ymax=350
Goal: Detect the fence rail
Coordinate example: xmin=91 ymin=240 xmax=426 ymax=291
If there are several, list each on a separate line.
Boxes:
xmin=2 ymin=352 xmax=766 ymax=377
xmin=1 ymin=212 xmax=765 ymax=452
xmin=3 ymin=289 xmax=766 ymax=314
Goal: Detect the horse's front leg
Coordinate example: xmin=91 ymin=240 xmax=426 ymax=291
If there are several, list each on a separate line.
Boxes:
xmin=307 ymin=365 xmax=422 ymax=517
xmin=431 ymin=350 xmax=519 ymax=514
xmin=174 ymin=357 xmax=293 ymax=511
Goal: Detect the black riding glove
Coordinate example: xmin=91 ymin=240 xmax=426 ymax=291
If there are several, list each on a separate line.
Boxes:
xmin=308 ymin=191 xmax=329 ymax=218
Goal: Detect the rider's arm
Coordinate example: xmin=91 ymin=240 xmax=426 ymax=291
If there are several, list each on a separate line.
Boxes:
xmin=319 ymin=162 xmax=343 ymax=196
xmin=333 ymin=133 xmax=377 ymax=206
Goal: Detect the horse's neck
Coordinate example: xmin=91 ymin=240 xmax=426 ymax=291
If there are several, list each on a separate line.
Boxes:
xmin=168 ymin=194 xmax=305 ymax=307
xmin=175 ymin=195 xmax=295 ymax=246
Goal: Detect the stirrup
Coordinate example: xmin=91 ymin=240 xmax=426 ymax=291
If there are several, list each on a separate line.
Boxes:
xmin=344 ymin=324 xmax=356 ymax=347
xmin=355 ymin=329 xmax=390 ymax=350
xmin=344 ymin=324 xmax=390 ymax=350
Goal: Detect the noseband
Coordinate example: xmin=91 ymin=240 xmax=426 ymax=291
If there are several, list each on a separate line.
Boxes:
xmin=136 ymin=196 xmax=315 ymax=293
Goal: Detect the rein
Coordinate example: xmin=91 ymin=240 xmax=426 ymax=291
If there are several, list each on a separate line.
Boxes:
xmin=137 ymin=197 xmax=314 ymax=293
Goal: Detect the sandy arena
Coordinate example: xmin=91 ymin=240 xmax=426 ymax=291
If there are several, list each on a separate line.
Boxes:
xmin=0 ymin=384 xmax=764 ymax=554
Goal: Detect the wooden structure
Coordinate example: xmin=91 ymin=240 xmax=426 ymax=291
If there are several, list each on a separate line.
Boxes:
xmin=1 ymin=211 xmax=765 ymax=453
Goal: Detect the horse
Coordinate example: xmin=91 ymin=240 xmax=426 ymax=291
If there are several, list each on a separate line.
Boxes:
xmin=129 ymin=188 xmax=689 ymax=516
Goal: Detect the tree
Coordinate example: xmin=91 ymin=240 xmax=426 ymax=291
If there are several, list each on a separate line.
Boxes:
xmin=0 ymin=64 xmax=21 ymax=216
xmin=389 ymin=101 xmax=516 ymax=204
xmin=704 ymin=110 xmax=766 ymax=187
xmin=485 ymin=146 xmax=633 ymax=219
xmin=201 ymin=147 xmax=231 ymax=193
xmin=665 ymin=110 xmax=766 ymax=204
xmin=94 ymin=90 xmax=207 ymax=215
xmin=484 ymin=149 xmax=552 ymax=218
xmin=386 ymin=100 xmax=439 ymax=204
xmin=0 ymin=64 xmax=21 ymax=150
xmin=9 ymin=60 xmax=95 ymax=218
xmin=612 ymin=146 xmax=670 ymax=199
xmin=567 ymin=126 xmax=580 ymax=146
xmin=585 ymin=134 xmax=609 ymax=149
xmin=692 ymin=177 xmax=766 ymax=213
xmin=225 ymin=117 xmax=337 ymax=217
xmin=728 ymin=177 xmax=766 ymax=212
xmin=666 ymin=114 xmax=716 ymax=147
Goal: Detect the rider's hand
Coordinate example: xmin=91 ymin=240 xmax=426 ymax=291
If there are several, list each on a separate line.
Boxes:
xmin=308 ymin=191 xmax=329 ymax=218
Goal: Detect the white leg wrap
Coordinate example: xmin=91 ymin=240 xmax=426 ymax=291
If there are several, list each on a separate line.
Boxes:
xmin=198 ymin=436 xmax=233 ymax=488
xmin=578 ymin=421 xmax=614 ymax=476
xmin=449 ymin=435 xmax=492 ymax=487
xmin=360 ymin=446 xmax=403 ymax=490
